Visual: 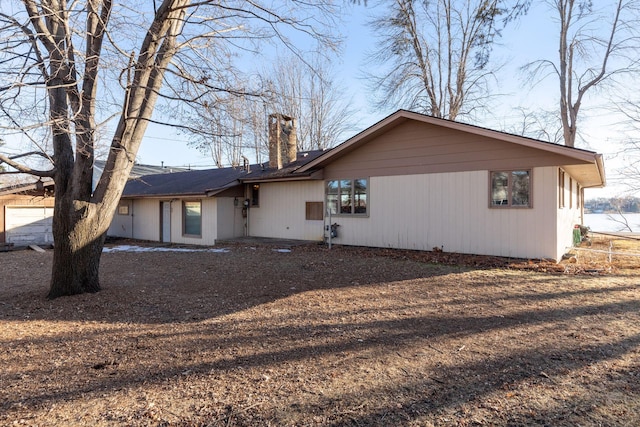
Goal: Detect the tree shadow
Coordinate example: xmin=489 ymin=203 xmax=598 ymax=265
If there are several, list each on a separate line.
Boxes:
xmin=1 ymin=245 xmax=462 ymax=324
xmin=316 ymin=331 xmax=640 ymax=426
xmin=2 ymin=290 xmax=639 ymax=423
xmin=1 ymin=245 xmax=639 ymax=424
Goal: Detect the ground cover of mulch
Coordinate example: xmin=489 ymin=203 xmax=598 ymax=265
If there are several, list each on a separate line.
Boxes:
xmin=1 ymin=240 xmax=639 ymax=426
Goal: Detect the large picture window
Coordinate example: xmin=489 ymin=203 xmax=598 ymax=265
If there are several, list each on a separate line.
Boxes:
xmin=326 ymin=178 xmax=368 ymax=215
xmin=490 ymin=170 xmax=531 ymax=208
xmin=183 ymin=200 xmax=202 ymax=237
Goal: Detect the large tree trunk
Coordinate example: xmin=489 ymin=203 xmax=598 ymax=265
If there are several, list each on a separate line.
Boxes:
xmin=49 ymin=186 xmax=81 ymax=298
xmin=48 ymin=186 xmax=110 ymax=298
xmin=48 ymin=220 xmax=105 ymax=298
xmin=39 ymin=0 xmax=188 ymax=298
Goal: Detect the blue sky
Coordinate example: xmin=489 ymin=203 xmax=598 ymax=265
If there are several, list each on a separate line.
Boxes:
xmin=137 ymin=1 xmax=624 ymax=157
xmin=2 ymin=1 xmax=633 ymax=197
xmin=134 ymin=2 xmax=381 ymax=169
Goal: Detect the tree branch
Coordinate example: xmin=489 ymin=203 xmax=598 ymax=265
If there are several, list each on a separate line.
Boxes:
xmin=0 ymin=151 xmax=55 ymax=177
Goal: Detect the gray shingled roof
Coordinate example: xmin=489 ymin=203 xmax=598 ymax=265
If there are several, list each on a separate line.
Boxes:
xmin=93 ymin=160 xmax=187 ymax=180
xmin=121 ymin=150 xmax=325 ymax=198
xmin=123 ymin=167 xmax=248 ymax=197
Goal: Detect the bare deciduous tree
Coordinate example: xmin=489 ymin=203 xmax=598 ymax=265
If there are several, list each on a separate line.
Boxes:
xmin=524 ymin=0 xmax=640 ymax=147
xmin=175 ymin=53 xmax=356 ymax=167
xmin=507 ymin=108 xmax=564 ymax=143
xmin=367 ymin=0 xmax=530 ymax=120
xmin=0 ymin=0 xmax=339 ymax=298
xmin=263 ymin=54 xmax=356 ymax=152
xmin=614 ymin=98 xmax=640 ymax=194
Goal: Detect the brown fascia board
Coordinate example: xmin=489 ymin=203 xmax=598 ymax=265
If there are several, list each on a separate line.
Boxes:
xmin=124 ymin=191 xmax=208 ymax=199
xmin=596 ymin=153 xmax=607 ymax=187
xmin=0 ymin=179 xmax=54 ymax=196
xmin=297 ymin=109 xmax=602 ymax=173
xmin=128 ymin=186 xmax=242 ymax=198
xmin=205 ymin=181 xmax=242 ymax=197
xmin=0 ymin=185 xmax=38 ymax=196
xmin=241 ymin=169 xmax=324 ymax=184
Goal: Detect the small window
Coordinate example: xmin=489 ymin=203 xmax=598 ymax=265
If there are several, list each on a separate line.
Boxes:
xmin=490 ymin=170 xmax=531 ymax=208
xmin=183 ymin=200 xmax=202 ymax=237
xmin=251 ymin=184 xmax=260 ymax=207
xmin=326 ymin=179 xmax=368 ymax=215
xmin=559 ymin=169 xmax=566 ymax=208
xmin=569 ymin=177 xmax=573 ymax=208
xmin=117 ymin=204 xmax=129 ymax=215
xmin=306 ymin=202 xmax=324 ymax=220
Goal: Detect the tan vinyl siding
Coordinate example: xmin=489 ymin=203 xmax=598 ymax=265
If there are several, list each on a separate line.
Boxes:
xmin=556 ymin=169 xmax=583 ymax=260
xmin=108 ymin=198 xmax=163 ymax=241
xmin=329 ymin=167 xmax=560 ymax=260
xmin=133 ymin=199 xmax=161 ymax=241
xmin=249 ymin=181 xmax=325 ymax=241
xmin=323 ymin=120 xmax=593 ymax=180
xmin=108 ymin=199 xmax=134 ymax=238
xmin=172 ymin=198 xmax=217 ymax=245
xmin=216 ymin=197 xmax=244 ymax=239
xmin=109 ymin=197 xmax=228 ymax=245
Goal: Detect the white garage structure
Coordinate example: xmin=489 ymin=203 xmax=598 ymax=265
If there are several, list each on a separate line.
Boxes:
xmin=4 ymin=206 xmax=54 ymax=245
xmin=0 ymin=179 xmax=55 ymax=246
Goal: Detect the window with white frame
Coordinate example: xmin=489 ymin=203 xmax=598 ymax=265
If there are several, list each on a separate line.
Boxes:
xmin=183 ymin=200 xmax=202 ymax=237
xmin=490 ymin=170 xmax=531 ymax=208
xmin=326 ymin=179 xmax=368 ymax=215
xmin=117 ymin=203 xmax=129 ymax=215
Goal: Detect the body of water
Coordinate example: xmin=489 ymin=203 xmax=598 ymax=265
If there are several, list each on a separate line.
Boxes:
xmin=583 ymin=213 xmax=640 ymax=233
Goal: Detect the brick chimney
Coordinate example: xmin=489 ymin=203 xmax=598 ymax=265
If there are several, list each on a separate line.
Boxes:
xmin=268 ymin=113 xmax=297 ymax=170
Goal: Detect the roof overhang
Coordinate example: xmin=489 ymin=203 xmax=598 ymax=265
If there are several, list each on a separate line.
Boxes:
xmin=0 ymin=179 xmax=55 ymax=196
xmin=563 ymin=153 xmax=606 ymax=188
xmin=205 ymin=180 xmax=242 ymax=197
xmin=121 ymin=192 xmax=208 ymax=199
xmin=241 ymin=169 xmax=324 ymax=184
xmin=296 ymin=109 xmax=606 ymax=188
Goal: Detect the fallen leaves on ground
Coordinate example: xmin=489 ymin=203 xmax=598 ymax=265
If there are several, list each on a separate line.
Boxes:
xmin=1 ymin=241 xmax=639 ymax=426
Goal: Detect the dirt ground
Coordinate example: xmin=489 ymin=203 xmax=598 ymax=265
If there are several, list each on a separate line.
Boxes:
xmin=1 ymin=238 xmax=639 ymax=426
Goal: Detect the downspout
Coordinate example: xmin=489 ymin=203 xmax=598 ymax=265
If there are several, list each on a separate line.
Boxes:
xmin=573 ymin=183 xmax=586 ymax=228
xmin=327 ymin=208 xmax=332 ymax=249
xmin=245 ymin=198 xmax=250 ymax=237
xmin=244 ymin=185 xmax=250 ymax=237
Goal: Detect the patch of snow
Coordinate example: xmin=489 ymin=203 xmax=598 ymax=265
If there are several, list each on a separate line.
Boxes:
xmin=103 ymin=245 xmax=230 ymax=253
xmin=273 ymin=248 xmax=291 ymax=253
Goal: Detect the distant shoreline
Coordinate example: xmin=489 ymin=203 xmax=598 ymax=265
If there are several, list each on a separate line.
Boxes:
xmin=583 ymin=213 xmax=640 ymax=233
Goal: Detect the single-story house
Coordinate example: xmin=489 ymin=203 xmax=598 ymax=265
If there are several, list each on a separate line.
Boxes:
xmin=0 ymin=162 xmax=181 ymax=246
xmin=109 ymin=110 xmax=605 ymax=261
xmin=0 ymin=179 xmax=55 ymax=245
